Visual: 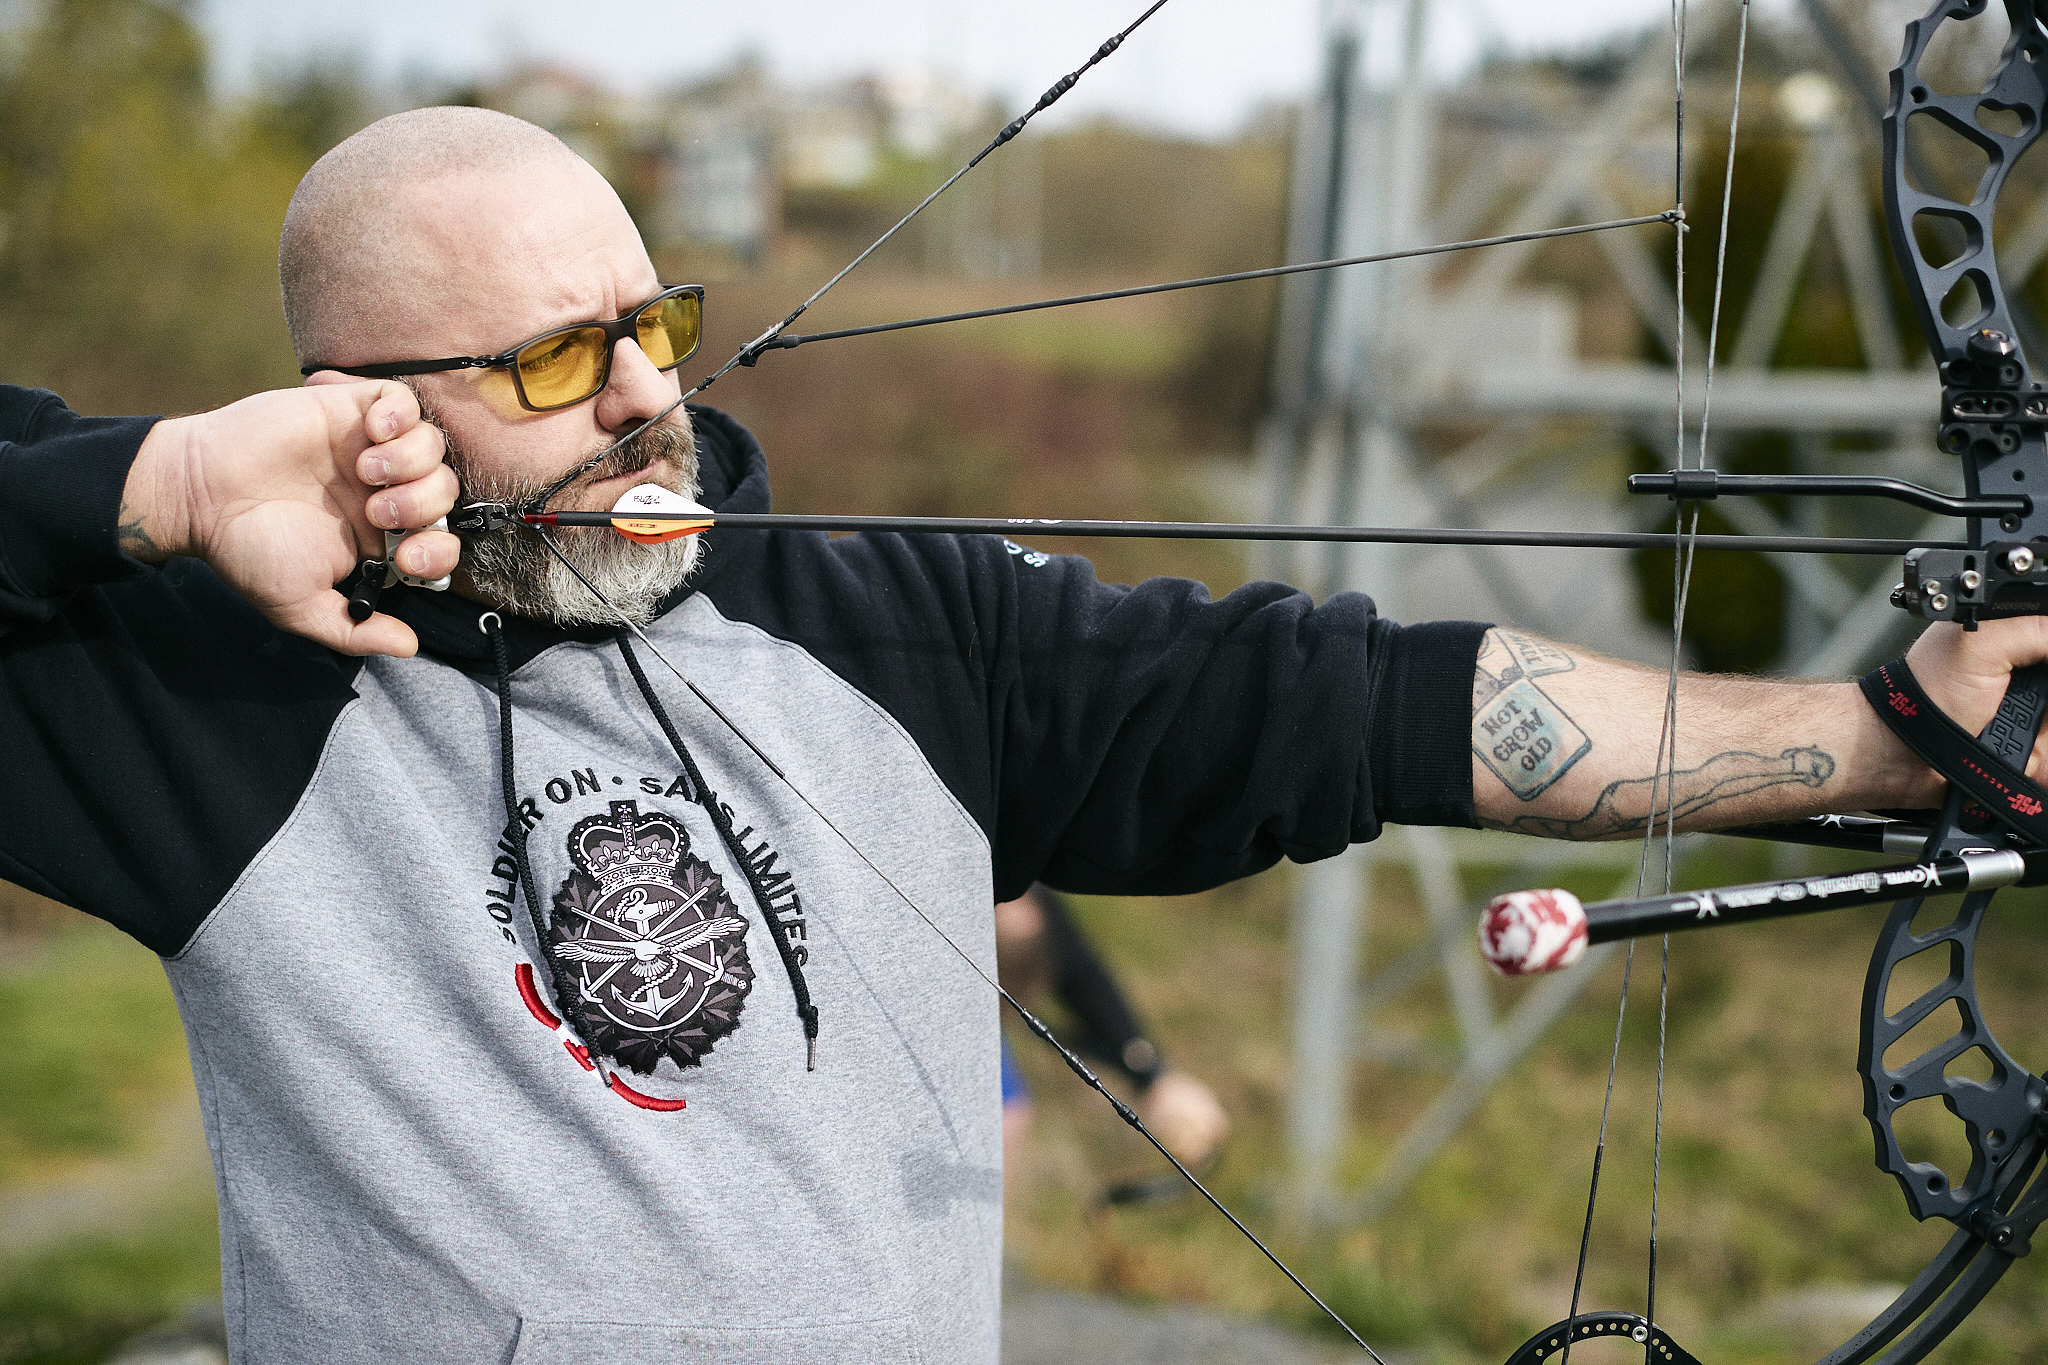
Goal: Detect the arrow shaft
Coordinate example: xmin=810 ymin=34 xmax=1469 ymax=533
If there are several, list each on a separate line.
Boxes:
xmin=1580 ymin=848 xmax=2036 ymax=945
xmin=526 ymin=508 xmax=1951 ymax=557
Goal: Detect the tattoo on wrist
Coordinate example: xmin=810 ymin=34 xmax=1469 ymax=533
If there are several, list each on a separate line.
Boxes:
xmin=1472 ymin=629 xmax=1589 ymax=799
xmin=1484 ymin=746 xmax=1837 ymax=838
xmin=115 ymin=501 xmax=162 ymax=562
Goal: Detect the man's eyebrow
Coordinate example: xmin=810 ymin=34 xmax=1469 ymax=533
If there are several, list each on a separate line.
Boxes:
xmin=518 ymin=283 xmax=670 ymax=334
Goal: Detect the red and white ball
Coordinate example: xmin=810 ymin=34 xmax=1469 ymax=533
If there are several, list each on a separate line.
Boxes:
xmin=1479 ymin=888 xmax=1589 ymax=976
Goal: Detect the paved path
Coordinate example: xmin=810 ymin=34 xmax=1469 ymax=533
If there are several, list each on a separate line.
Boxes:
xmin=100 ymin=1283 xmax=1368 ymax=1364
xmin=1002 ymin=1279 xmax=1363 ymax=1365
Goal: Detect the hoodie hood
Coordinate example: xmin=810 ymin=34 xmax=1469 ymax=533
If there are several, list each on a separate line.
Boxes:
xmin=385 ymin=405 xmax=769 ymax=672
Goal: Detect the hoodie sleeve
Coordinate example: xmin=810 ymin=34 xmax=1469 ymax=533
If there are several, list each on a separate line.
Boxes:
xmin=974 ymin=538 xmax=1486 ymax=899
xmin=0 ymin=385 xmax=161 ymax=631
xmin=0 ymin=385 xmax=364 ymax=953
xmin=685 ymin=451 xmax=1487 ymax=906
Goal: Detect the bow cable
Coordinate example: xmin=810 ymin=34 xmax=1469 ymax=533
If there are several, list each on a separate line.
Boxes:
xmin=511 ymin=210 xmax=1686 ymax=523
xmin=452 ymin=5 xmax=1724 ymax=1354
xmin=1557 ymin=4 xmax=1751 ymax=1362
xmin=718 ymin=0 xmax=1174 ymax=376
xmin=475 ymin=2 xmax=1382 ymax=1350
xmin=526 ymin=529 xmax=1387 ymax=1360
xmin=523 ymin=0 xmax=1174 ymax=518
xmin=749 ymin=214 xmax=1679 ymax=353
xmin=1655 ymin=1 xmax=1749 ymax=1339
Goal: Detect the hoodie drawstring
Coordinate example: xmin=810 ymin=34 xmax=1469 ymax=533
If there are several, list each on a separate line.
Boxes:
xmin=477 ymin=608 xmax=820 ymax=1073
xmin=616 ymin=631 xmax=821 ymax=1070
xmin=482 ymin=612 xmax=599 ymax=1070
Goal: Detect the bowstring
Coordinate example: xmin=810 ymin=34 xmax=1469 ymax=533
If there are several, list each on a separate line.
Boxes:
xmin=1561 ymin=1 xmax=1750 ymax=1358
xmin=1653 ymin=0 xmax=1749 ymax=1341
xmin=468 ymin=6 xmax=1698 ymax=1353
xmin=528 ymin=529 xmax=1387 ymax=1361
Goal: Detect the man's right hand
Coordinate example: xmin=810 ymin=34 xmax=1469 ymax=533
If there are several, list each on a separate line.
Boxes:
xmin=120 ymin=381 xmax=457 ymax=658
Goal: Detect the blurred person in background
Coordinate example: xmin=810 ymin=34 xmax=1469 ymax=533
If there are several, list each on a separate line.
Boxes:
xmin=994 ymin=885 xmax=1228 ymax=1170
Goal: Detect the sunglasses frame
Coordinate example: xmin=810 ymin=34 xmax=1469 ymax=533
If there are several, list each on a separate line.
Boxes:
xmin=302 ymin=284 xmax=705 ymax=412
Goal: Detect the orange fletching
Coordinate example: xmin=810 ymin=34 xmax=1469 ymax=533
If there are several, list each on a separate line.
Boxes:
xmin=611 ymin=516 xmax=712 ymax=544
xmin=608 ymin=483 xmax=715 ymax=543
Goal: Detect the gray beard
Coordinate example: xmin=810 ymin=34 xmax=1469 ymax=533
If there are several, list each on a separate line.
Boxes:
xmin=444 ymin=417 xmax=704 ymax=628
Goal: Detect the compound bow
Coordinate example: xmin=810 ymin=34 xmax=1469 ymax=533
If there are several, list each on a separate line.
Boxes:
xmin=426 ymin=1 xmax=2048 ymax=1360
xmin=1488 ymin=3 xmax=2048 ymax=1361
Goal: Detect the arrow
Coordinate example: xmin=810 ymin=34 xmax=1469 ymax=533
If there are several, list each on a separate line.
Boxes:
xmin=518 ymin=506 xmax=1957 ymax=557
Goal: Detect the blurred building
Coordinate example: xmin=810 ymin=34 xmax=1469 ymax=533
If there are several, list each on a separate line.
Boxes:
xmin=646 ymin=62 xmax=780 ymax=266
xmin=474 ymin=57 xmax=1011 ymax=271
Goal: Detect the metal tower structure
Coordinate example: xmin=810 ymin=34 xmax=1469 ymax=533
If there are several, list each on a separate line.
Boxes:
xmin=1272 ymin=0 xmax=1982 ymax=1220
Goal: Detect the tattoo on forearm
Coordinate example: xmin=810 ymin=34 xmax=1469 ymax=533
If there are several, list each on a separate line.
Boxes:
xmin=115 ymin=501 xmax=161 ymax=561
xmin=1488 ymin=746 xmax=1837 ymax=839
xmin=1471 ymin=629 xmax=1589 ymax=799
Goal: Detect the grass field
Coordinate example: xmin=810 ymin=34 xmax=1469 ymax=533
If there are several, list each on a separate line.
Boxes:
xmin=0 ymin=904 xmax=220 ymax=1365
xmin=3 ymin=835 xmax=2046 ymax=1364
xmin=1000 ymin=848 xmax=2048 ymax=1365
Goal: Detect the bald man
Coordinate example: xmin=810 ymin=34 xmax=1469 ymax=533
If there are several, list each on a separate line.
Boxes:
xmin=2 ymin=106 xmax=2044 ymax=1363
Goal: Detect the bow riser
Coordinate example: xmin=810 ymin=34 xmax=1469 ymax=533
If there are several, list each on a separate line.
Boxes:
xmin=1885 ymin=1 xmax=2048 ymax=555
xmin=1868 ymin=3 xmax=2048 ymax=1257
xmin=1858 ymin=885 xmax=2047 ymax=1223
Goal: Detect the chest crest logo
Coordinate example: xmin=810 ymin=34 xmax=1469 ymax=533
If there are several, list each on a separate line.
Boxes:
xmin=549 ymin=800 xmax=753 ymax=1073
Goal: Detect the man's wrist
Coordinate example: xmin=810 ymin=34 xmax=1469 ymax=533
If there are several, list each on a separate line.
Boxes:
xmin=1851 ymin=669 xmax=1947 ymax=810
xmin=120 ymin=416 xmax=197 ymax=564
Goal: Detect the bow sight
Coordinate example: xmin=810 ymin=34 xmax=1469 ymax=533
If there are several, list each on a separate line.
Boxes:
xmin=1893 ymin=322 xmax=2048 ymax=622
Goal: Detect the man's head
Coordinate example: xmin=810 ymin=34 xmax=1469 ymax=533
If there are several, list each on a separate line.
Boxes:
xmin=282 ymin=106 xmax=700 ymax=625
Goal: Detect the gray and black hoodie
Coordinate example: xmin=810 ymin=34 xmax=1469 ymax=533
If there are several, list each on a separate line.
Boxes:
xmin=0 ymin=384 xmax=1483 ymax=1364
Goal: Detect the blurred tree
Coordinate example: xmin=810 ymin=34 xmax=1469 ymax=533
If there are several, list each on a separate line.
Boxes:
xmin=0 ymin=0 xmax=351 ymax=415
xmin=240 ymin=54 xmax=374 ymax=169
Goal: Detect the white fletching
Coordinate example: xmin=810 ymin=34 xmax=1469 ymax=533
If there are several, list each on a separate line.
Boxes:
xmin=1479 ymin=888 xmax=1588 ymax=976
xmin=612 ymin=483 xmax=712 ymax=517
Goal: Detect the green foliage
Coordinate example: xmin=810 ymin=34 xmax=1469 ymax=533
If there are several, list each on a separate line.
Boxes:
xmin=0 ymin=1197 xmax=221 ymax=1365
xmin=239 ymin=55 xmax=373 ymax=169
xmin=1292 ymin=1247 xmax=1434 ymax=1347
xmin=0 ymin=919 xmax=190 ymax=1183
xmin=0 ymin=0 xmax=350 ymax=415
xmin=0 ymin=916 xmax=217 ymax=1365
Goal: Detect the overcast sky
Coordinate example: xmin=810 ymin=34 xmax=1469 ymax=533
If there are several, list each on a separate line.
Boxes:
xmin=192 ymin=0 xmax=1714 ymax=140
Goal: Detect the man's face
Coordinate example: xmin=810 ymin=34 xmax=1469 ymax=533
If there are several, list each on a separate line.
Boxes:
xmin=338 ymin=157 xmax=704 ymax=624
xmin=363 ymin=157 xmax=696 ymax=515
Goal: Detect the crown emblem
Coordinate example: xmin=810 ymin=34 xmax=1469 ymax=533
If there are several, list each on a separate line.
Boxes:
xmin=570 ymin=801 xmax=687 ymax=893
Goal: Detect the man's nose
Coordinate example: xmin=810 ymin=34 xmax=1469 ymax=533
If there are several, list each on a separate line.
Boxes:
xmin=593 ymin=337 xmax=682 ymax=433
